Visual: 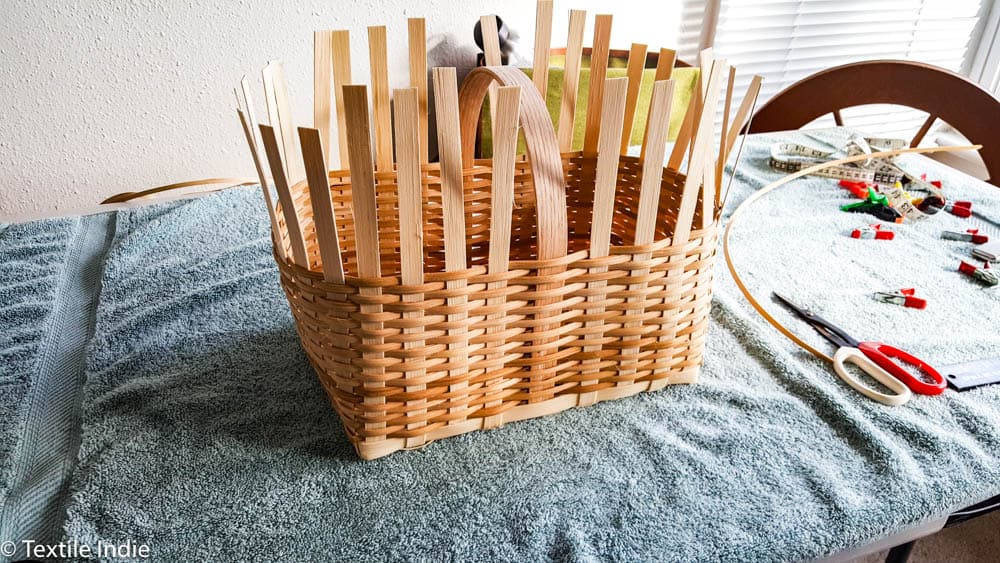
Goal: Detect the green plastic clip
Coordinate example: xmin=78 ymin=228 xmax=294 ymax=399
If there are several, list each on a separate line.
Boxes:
xmin=840 ymin=187 xmax=888 ymax=212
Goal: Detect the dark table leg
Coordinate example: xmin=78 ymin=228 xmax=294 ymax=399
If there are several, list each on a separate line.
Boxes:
xmin=885 ymin=540 xmax=915 ymax=563
xmin=883 ymin=494 xmax=1000 ymax=563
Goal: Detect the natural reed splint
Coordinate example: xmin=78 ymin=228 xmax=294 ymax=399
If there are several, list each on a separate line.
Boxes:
xmin=234 ymin=4 xmax=761 ymax=459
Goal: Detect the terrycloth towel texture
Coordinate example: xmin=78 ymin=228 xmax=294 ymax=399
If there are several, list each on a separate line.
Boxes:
xmin=0 ymin=219 xmax=76 ymax=514
xmin=0 ymin=215 xmax=115 ymax=558
xmin=2 ymin=129 xmax=998 ymax=561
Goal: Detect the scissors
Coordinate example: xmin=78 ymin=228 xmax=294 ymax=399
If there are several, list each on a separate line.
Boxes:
xmin=773 ymin=292 xmax=946 ymax=405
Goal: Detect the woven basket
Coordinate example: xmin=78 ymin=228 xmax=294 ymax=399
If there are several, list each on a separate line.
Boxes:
xmin=236 ymin=9 xmax=758 ymax=459
xmin=281 ymin=71 xmax=716 ymax=460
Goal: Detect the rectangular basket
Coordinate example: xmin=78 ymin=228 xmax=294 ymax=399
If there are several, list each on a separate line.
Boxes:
xmin=235 ymin=6 xmax=759 ymax=459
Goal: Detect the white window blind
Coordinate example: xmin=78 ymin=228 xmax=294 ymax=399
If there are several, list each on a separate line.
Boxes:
xmin=969 ymin=1 xmax=1000 ymax=95
xmin=679 ymin=0 xmax=987 ymax=140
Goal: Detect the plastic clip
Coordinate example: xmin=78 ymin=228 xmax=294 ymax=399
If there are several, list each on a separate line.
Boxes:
xmin=840 ymin=188 xmax=902 ymax=223
xmin=851 ymin=224 xmax=894 ymax=240
xmin=942 ymin=229 xmax=989 ymax=244
xmin=873 ymin=288 xmax=927 ymax=309
xmin=839 ymin=180 xmax=872 ymax=199
xmin=945 ymin=201 xmax=973 ymax=218
xmin=959 ymin=261 xmax=999 ymax=287
xmin=917 ymin=174 xmax=943 ymax=189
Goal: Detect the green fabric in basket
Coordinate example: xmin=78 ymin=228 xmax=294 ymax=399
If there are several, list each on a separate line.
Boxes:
xmin=478 ymin=66 xmax=699 ymax=156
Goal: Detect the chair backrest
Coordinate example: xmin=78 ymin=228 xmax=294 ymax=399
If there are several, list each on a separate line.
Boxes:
xmin=749 ymin=60 xmax=1000 ymax=185
xmin=549 ymin=47 xmax=693 ymax=68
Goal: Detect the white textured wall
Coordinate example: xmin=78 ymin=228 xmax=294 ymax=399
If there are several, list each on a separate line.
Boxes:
xmin=0 ymin=1 xmax=680 ymax=221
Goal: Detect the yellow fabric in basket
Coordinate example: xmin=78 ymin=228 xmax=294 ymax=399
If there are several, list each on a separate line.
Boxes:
xmin=478 ymin=66 xmax=699 ymax=156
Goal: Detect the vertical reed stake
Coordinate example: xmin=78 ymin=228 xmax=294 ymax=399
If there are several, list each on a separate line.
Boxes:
xmin=620 ymin=42 xmax=648 ymax=155
xmin=433 ymin=67 xmax=471 ymax=424
xmin=557 ymin=10 xmax=586 ymax=151
xmin=480 ymin=15 xmax=503 ymax=125
xmin=579 ymin=76 xmax=628 ymax=406
xmin=582 ymin=14 xmax=613 ymax=157
xmin=331 ymin=30 xmax=352 ymax=169
xmin=716 ymin=66 xmax=737 ymax=203
xmin=719 ymin=76 xmax=762 ymax=213
xmin=259 ymin=124 xmax=309 ymax=266
xmin=236 ymin=107 xmax=285 ymax=262
xmin=299 ymin=127 xmax=345 ymax=283
xmin=314 ymin=31 xmax=334 ymax=168
xmin=262 ymin=61 xmax=304 ymax=183
xmin=724 ymin=75 xmax=763 ymax=159
xmin=531 ymin=0 xmax=554 ymax=98
xmin=393 ymin=88 xmax=427 ymax=447
xmin=342 ymin=84 xmax=386 ymax=445
xmin=408 ymin=19 xmax=429 ymax=164
xmin=484 ymin=85 xmax=521 ymax=429
xmin=640 ymin=48 xmax=677 ymax=161
xmin=623 ymin=80 xmax=673 ymax=388
xmin=368 ymin=26 xmax=393 ymax=172
xmin=701 ymin=60 xmax=728 ymax=229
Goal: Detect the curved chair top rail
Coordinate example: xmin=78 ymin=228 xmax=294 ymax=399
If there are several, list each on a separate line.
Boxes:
xmin=749 ymin=60 xmax=1000 ymax=185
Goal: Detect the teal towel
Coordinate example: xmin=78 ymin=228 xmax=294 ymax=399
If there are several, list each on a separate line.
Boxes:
xmin=0 ymin=215 xmax=114 ymax=555
xmin=0 ymin=218 xmax=76 ymax=509
xmin=2 ymin=129 xmax=999 ymax=561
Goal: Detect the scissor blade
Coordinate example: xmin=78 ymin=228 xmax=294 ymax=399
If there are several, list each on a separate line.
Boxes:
xmin=771 ymin=291 xmax=858 ymax=349
xmin=772 ymin=292 xmax=811 ymax=319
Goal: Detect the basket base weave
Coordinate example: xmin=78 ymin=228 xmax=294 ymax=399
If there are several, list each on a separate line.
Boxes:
xmin=350 ymin=371 xmax=697 ymax=459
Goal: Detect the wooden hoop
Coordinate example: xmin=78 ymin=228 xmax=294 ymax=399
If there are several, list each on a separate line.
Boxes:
xmin=722 ymin=143 xmax=982 ymax=364
xmin=100 ymin=177 xmax=258 ymax=204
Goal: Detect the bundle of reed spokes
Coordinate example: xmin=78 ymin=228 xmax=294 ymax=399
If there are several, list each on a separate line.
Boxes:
xmin=234 ymin=1 xmax=761 ymax=460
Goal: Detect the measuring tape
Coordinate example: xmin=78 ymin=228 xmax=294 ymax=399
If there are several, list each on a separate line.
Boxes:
xmin=770 ymin=135 xmax=946 ymax=223
xmin=769 ymin=143 xmax=887 ymax=182
xmin=882 ymin=162 xmax=947 ymax=223
xmin=769 ymin=136 xmax=908 ymax=184
xmin=882 ymin=182 xmax=929 ymax=222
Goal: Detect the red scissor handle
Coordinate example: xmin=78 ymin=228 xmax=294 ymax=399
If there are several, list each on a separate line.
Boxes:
xmin=857 ymin=341 xmax=946 ymax=395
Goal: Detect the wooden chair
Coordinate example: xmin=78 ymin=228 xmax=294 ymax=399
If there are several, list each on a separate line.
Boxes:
xmin=749 ymin=60 xmax=1000 ymax=185
xmin=549 ymin=47 xmax=692 ymax=68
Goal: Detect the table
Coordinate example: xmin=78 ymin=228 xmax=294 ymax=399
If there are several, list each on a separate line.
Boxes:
xmin=1 ymin=128 xmax=998 ymax=562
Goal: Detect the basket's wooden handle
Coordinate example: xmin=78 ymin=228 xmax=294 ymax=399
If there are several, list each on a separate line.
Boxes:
xmin=457 ymin=66 xmax=568 ymax=260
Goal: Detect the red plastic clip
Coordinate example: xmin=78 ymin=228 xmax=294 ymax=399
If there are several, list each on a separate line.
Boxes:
xmin=851 ymin=224 xmax=894 ymax=240
xmin=874 ymin=288 xmax=927 ymax=309
xmin=967 ymin=229 xmax=989 ymax=244
xmin=941 ymin=229 xmax=989 ymax=244
xmin=945 ymin=200 xmax=973 ymax=218
xmin=959 ymin=261 xmax=999 ymax=286
xmin=898 ymin=288 xmax=927 ymax=309
xmin=839 ymin=180 xmax=871 ymax=199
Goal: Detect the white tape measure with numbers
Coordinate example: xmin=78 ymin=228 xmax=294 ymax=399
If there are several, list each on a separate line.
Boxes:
xmin=770 ymin=135 xmax=944 ymax=222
